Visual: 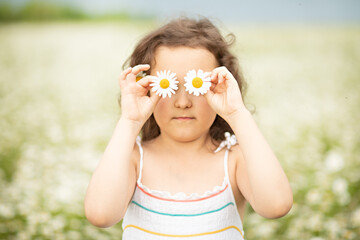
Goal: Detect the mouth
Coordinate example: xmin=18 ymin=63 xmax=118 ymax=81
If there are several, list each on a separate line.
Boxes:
xmin=173 ymin=117 xmax=195 ymax=120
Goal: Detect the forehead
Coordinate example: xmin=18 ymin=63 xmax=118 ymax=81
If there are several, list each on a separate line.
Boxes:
xmin=150 ymin=46 xmax=218 ymax=77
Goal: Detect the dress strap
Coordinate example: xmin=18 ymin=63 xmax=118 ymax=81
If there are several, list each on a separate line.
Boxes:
xmin=215 ymin=132 xmax=237 ymax=184
xmin=224 ymin=149 xmax=230 ymax=184
xmin=135 ymin=135 xmax=144 ymax=183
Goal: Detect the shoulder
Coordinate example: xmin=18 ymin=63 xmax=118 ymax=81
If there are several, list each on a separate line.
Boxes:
xmin=130 ymin=137 xmax=156 ymax=179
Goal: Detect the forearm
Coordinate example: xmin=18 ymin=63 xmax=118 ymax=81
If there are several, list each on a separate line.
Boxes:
xmin=225 ymin=109 xmax=293 ymax=216
xmin=84 ymin=117 xmax=142 ymax=226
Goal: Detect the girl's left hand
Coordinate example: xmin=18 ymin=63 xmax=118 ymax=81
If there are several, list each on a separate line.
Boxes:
xmin=204 ymin=66 xmax=247 ymax=120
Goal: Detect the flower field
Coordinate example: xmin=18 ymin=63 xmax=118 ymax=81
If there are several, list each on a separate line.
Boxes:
xmin=0 ymin=21 xmax=359 ymax=239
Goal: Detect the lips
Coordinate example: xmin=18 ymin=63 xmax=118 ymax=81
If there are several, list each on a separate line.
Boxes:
xmin=173 ymin=116 xmax=195 ymax=120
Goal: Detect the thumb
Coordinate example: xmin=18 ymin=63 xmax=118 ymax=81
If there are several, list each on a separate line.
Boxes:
xmin=204 ymin=89 xmax=214 ymax=103
xmin=150 ymin=91 xmax=161 ymax=106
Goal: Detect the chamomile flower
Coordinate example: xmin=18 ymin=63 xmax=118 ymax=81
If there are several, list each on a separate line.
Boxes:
xmin=136 ymin=72 xmax=145 ymax=82
xmin=150 ymin=70 xmax=179 ymax=98
xmin=184 ymin=69 xmax=211 ymax=96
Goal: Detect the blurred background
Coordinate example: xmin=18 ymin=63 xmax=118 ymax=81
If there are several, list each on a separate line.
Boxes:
xmin=0 ymin=0 xmax=359 ymax=239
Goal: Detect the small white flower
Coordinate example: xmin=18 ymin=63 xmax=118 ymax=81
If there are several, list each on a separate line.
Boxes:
xmin=338 ymin=192 xmax=350 ymax=205
xmin=324 ymin=150 xmax=344 ymax=173
xmin=308 ymin=214 xmax=323 ymax=231
xmin=310 ymin=237 xmax=325 ymax=240
xmin=351 ymin=207 xmax=360 ymax=226
xmin=257 ymin=223 xmax=274 ymax=236
xmin=306 ymin=189 xmax=322 ymax=205
xmin=150 ymin=70 xmax=178 ymax=98
xmin=184 ymin=69 xmax=211 ymax=96
xmin=332 ymin=178 xmax=348 ymax=195
xmin=325 ymin=219 xmax=342 ymax=236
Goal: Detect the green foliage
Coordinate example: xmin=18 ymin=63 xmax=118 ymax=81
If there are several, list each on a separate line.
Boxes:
xmin=0 ymin=0 xmax=152 ymax=22
xmin=0 ymin=2 xmax=13 ymax=21
xmin=0 ymin=0 xmax=87 ymax=21
xmin=19 ymin=0 xmax=87 ymax=21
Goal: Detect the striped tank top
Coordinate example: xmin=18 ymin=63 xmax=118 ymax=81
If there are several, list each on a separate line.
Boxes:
xmin=122 ymin=132 xmax=245 ymax=239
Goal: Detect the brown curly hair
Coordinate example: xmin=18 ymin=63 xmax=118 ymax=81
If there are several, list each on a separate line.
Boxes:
xmin=121 ymin=17 xmax=254 ymax=145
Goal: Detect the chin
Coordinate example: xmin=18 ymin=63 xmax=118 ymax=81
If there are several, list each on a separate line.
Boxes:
xmin=168 ymin=129 xmax=205 ymax=143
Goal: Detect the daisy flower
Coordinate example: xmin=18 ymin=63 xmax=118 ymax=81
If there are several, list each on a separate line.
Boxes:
xmin=150 ymin=70 xmax=179 ymax=98
xmin=184 ymin=69 xmax=211 ymax=96
xmin=136 ymin=72 xmax=145 ymax=82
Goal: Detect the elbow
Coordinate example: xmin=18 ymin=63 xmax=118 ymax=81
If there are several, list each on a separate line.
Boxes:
xmin=255 ymin=193 xmax=293 ymax=219
xmin=269 ymin=200 xmax=293 ymax=219
xmin=85 ymin=214 xmax=113 ymax=228
xmin=84 ymin=202 xmax=123 ymax=228
xmin=266 ymin=194 xmax=293 ymax=219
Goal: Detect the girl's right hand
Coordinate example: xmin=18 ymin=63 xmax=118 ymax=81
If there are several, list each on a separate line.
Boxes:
xmin=118 ymin=64 xmax=160 ymax=126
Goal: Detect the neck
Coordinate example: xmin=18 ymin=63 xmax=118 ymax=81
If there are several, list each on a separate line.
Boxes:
xmin=156 ymin=132 xmax=215 ymax=157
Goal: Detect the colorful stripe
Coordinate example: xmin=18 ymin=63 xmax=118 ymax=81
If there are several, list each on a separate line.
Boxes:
xmin=131 ymin=201 xmax=234 ymax=217
xmin=123 ymin=224 xmax=244 ymax=238
xmin=136 ymin=183 xmax=228 ymax=202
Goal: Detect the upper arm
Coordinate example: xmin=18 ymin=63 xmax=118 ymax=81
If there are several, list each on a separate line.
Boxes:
xmin=84 ymin=141 xmax=140 ymax=228
xmin=123 ymin=142 xmax=140 ymax=211
xmin=234 ymin=145 xmax=293 ymax=219
xmin=234 ymin=145 xmax=255 ymax=208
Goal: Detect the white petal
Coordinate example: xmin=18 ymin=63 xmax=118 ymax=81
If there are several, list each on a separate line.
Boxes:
xmin=204 ymin=72 xmax=211 ymax=78
xmin=203 ymin=82 xmax=211 ymax=88
xmin=203 ymin=76 xmax=211 ymax=82
xmin=188 ymin=70 xmax=196 ymax=78
xmin=198 ymin=69 xmax=204 ymax=76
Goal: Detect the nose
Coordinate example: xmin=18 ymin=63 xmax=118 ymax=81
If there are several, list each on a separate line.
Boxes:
xmin=174 ymin=81 xmax=192 ymax=109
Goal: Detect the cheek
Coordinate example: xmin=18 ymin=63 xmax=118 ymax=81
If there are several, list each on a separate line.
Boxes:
xmin=153 ymin=99 xmax=171 ymax=122
xmin=197 ymin=98 xmax=217 ymax=122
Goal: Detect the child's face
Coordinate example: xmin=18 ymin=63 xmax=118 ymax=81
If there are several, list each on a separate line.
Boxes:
xmin=150 ymin=46 xmax=218 ymax=141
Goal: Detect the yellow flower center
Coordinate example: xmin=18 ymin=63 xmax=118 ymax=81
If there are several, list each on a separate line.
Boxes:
xmin=136 ymin=76 xmax=143 ymax=82
xmin=160 ymin=79 xmax=170 ymax=89
xmin=192 ymin=77 xmax=203 ymax=88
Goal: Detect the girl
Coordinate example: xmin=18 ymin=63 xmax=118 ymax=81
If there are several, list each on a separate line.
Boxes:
xmin=84 ymin=17 xmax=293 ymax=239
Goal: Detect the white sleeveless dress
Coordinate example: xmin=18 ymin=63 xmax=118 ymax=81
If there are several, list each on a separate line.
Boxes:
xmin=122 ymin=132 xmax=245 ymax=239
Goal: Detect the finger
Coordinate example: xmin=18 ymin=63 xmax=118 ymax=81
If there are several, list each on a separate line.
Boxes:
xmin=131 ymin=64 xmax=150 ymax=76
xmin=118 ymin=67 xmax=132 ymax=81
xmin=136 ymin=75 xmax=157 ymax=88
xmin=212 ymin=67 xmax=232 ymax=85
xmin=150 ymin=90 xmax=161 ymax=106
xmin=118 ymin=67 xmax=132 ymax=89
xmin=211 ymin=66 xmax=227 ymax=82
xmin=204 ymin=88 xmax=214 ymax=102
xmin=218 ymin=70 xmax=227 ymax=84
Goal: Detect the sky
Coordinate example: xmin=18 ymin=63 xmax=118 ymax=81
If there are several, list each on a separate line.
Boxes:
xmin=5 ymin=0 xmax=360 ymax=24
